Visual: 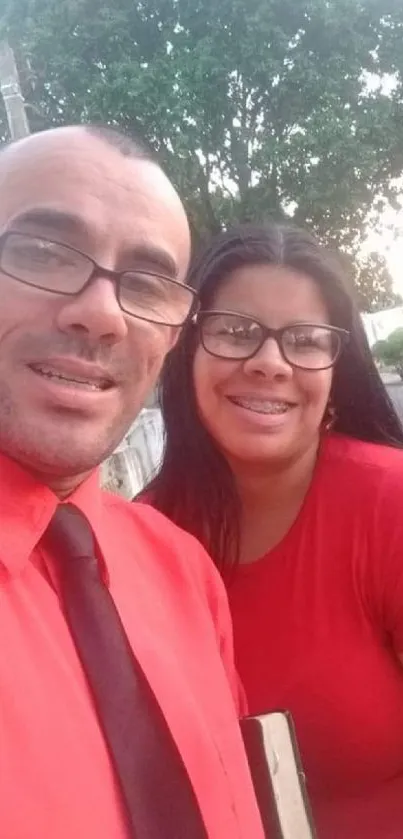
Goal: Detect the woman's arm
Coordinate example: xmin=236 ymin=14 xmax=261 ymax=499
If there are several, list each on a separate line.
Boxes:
xmin=366 ymin=462 xmax=403 ymax=663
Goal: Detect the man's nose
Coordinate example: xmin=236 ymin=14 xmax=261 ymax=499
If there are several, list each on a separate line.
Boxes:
xmin=56 ymin=277 xmax=128 ymax=345
xmin=243 ymin=336 xmax=293 ymax=378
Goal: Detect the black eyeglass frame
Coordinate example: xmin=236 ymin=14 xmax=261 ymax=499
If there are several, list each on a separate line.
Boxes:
xmin=0 ymin=230 xmax=198 ymax=327
xmin=193 ymin=309 xmax=350 ymax=371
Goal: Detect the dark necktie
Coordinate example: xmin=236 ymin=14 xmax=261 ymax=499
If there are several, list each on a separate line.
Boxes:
xmin=43 ymin=503 xmax=208 ymax=839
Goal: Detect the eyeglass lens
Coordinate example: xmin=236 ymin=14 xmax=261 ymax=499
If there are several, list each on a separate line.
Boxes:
xmin=200 ymin=313 xmax=342 ymax=369
xmin=0 ymin=232 xmax=195 ymax=326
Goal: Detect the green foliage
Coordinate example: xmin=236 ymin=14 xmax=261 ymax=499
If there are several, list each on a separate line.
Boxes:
xmin=373 ymin=327 xmax=403 ymax=378
xmin=1 ymin=0 xmax=403 ymax=309
xmin=352 ymin=252 xmax=402 ymax=313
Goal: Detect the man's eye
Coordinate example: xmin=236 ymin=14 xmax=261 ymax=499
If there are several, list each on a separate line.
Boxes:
xmin=11 ymin=243 xmax=75 ymax=269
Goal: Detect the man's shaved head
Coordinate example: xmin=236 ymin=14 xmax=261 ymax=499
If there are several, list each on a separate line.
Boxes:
xmin=0 ymin=125 xmax=190 ymax=495
xmin=2 ymin=122 xmax=154 ymax=159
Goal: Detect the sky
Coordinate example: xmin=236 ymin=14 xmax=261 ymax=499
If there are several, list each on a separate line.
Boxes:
xmin=366 ymin=203 xmax=403 ymax=296
xmin=385 ymin=239 xmax=402 ymax=295
xmin=361 ymin=74 xmax=402 ymax=297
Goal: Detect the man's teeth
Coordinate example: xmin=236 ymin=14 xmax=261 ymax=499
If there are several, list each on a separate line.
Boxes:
xmin=230 ymin=397 xmax=291 ymax=415
xmin=34 ymin=366 xmax=105 ymax=391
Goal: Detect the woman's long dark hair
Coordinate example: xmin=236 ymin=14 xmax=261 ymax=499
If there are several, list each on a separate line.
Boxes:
xmin=146 ymin=223 xmax=403 ymax=570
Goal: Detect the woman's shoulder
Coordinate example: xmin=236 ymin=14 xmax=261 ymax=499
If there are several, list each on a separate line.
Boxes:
xmin=315 ymin=434 xmax=403 ymax=515
xmin=312 ymin=436 xmax=403 ymax=573
xmin=322 ymin=433 xmax=403 ymax=480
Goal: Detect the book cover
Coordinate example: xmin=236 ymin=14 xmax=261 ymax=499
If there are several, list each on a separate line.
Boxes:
xmin=240 ymin=710 xmax=317 ymax=839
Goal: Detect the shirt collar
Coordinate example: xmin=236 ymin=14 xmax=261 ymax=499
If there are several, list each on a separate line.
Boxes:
xmin=0 ymin=451 xmax=102 ymax=576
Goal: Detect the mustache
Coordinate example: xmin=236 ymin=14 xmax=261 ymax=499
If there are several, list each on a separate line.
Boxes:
xmin=17 ymin=333 xmax=130 ymax=378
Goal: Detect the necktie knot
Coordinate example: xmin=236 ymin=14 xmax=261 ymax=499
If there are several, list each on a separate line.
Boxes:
xmin=45 ymin=503 xmax=98 ymax=568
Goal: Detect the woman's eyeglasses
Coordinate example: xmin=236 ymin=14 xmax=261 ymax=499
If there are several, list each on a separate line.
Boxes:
xmin=193 ymin=310 xmax=350 ymax=371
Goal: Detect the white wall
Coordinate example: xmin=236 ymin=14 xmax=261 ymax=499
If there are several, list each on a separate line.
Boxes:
xmin=101 ymin=407 xmax=164 ymax=498
xmin=362 ymin=306 xmax=403 ymax=347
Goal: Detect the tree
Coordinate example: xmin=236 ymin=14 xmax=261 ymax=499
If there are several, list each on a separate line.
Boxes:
xmin=373 ymin=328 xmax=403 ymax=379
xmin=1 ymin=0 xmax=403 ymax=309
xmin=350 ymin=251 xmax=402 ymax=313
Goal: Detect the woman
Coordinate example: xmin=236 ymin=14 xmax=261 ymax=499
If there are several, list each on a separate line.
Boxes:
xmin=145 ymin=223 xmax=403 ymax=838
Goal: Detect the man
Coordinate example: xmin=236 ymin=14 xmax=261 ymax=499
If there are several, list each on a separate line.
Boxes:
xmin=0 ymin=126 xmax=264 ymax=838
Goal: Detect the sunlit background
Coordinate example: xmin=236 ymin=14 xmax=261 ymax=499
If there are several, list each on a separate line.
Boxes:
xmin=370 ymin=208 xmax=402 ymax=295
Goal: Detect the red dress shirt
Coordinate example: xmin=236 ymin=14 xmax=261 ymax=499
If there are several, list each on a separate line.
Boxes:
xmin=0 ymin=453 xmax=264 ymax=839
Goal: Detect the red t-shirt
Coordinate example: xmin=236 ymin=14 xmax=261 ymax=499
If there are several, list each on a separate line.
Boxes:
xmin=227 ymin=434 xmax=403 ymax=839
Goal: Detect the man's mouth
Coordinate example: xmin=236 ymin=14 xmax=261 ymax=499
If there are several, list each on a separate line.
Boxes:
xmin=29 ymin=363 xmax=114 ymax=392
xmin=227 ymin=396 xmax=295 ymax=415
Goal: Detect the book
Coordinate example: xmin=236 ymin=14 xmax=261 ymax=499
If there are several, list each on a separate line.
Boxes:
xmin=240 ymin=711 xmax=317 ymax=839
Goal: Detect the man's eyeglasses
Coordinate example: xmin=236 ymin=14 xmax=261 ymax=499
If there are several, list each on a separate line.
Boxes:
xmin=194 ymin=310 xmax=350 ymax=371
xmin=0 ymin=231 xmax=197 ymax=327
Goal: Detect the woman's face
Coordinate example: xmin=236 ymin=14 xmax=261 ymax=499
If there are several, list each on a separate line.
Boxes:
xmin=193 ymin=263 xmax=334 ymax=468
